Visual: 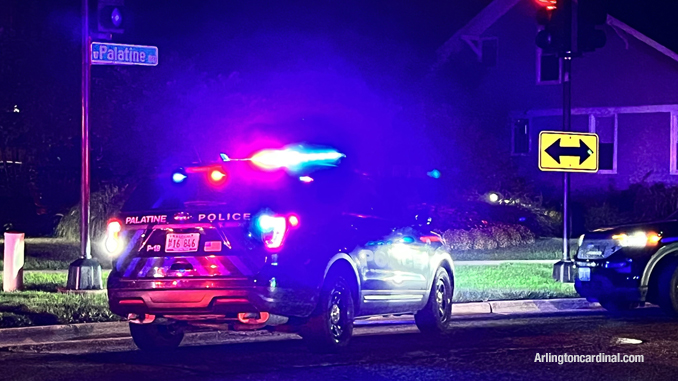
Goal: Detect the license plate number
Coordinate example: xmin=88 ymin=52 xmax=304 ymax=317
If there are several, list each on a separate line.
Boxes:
xmin=578 ymin=267 xmax=591 ymax=282
xmin=165 ymin=233 xmax=200 ymax=253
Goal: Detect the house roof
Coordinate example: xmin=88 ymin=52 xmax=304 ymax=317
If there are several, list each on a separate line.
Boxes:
xmin=433 ymin=0 xmax=678 ymax=71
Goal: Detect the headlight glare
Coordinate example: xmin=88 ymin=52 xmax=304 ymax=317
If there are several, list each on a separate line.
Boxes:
xmin=612 ymin=231 xmax=661 ymax=247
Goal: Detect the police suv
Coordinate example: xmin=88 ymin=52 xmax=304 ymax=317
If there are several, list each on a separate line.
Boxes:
xmin=575 ymin=212 xmax=678 ymax=315
xmin=105 ymin=147 xmax=454 ymax=352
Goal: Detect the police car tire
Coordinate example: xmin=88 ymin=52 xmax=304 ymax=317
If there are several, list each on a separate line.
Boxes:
xmin=129 ymin=322 xmax=184 ymax=351
xmin=415 ymin=267 xmax=452 ymax=334
xmin=656 ymin=261 xmax=678 ymax=317
xmin=301 ymin=274 xmax=354 ymax=353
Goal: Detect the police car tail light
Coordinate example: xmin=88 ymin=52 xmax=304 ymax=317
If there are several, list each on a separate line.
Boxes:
xmin=104 ymin=219 xmax=123 ymax=255
xmin=257 ymin=214 xmax=287 ymax=249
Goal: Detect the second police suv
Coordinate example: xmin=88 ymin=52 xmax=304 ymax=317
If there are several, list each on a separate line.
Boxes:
xmin=105 ymin=145 xmax=455 ymax=352
xmin=575 ymin=213 xmax=678 ymax=315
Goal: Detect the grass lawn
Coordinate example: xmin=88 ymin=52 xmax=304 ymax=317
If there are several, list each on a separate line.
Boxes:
xmin=0 ymin=238 xmax=112 ymax=270
xmin=450 ymin=238 xmax=579 ymax=262
xmin=453 ymin=263 xmax=577 ymax=302
xmin=0 ymin=271 xmax=118 ymax=328
xmin=0 ymin=237 xmax=574 ymax=272
xmin=0 ymin=263 xmax=578 ymax=328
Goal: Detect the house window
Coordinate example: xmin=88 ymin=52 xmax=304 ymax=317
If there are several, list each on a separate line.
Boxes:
xmin=590 ymin=115 xmax=617 ymax=173
xmin=512 ymin=119 xmax=530 ymax=155
xmin=536 ymin=49 xmax=561 ymax=85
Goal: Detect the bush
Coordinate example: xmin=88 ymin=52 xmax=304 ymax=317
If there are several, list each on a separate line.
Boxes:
xmin=582 ymin=182 xmax=678 ymax=232
xmin=500 ymin=224 xmax=523 ymax=246
xmin=56 ymin=185 xmax=129 ymax=242
xmin=443 ymin=229 xmax=473 ymax=251
xmin=515 ymin=224 xmax=536 ymax=244
xmin=584 ymin=202 xmax=627 ymax=231
xmin=470 ymin=228 xmax=497 ymax=250
xmin=489 ymin=226 xmax=511 ymax=248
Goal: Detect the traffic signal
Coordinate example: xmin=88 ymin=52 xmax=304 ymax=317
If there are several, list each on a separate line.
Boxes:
xmin=577 ymin=0 xmax=608 ymax=52
xmin=97 ymin=0 xmax=125 ymax=35
xmin=535 ymin=0 xmax=566 ymax=53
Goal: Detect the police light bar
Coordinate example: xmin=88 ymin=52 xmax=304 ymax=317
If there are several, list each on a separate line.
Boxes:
xmin=250 ymin=147 xmax=345 ymax=170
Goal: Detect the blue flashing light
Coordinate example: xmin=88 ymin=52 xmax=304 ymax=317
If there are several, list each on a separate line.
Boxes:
xmin=251 ymin=147 xmax=345 ymax=171
xmin=172 ymin=172 xmax=187 ymax=183
xmin=427 ymin=169 xmax=441 ymax=179
xmin=220 ymin=153 xmax=230 ymax=162
xmin=401 ymin=236 xmax=415 ymax=244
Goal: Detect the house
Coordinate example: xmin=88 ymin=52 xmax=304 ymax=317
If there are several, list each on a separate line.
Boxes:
xmin=434 ymin=0 xmax=678 ymax=197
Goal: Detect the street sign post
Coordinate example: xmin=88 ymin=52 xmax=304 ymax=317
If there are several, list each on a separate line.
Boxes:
xmin=68 ymin=6 xmax=158 ymax=291
xmin=91 ymin=42 xmax=158 ymax=66
xmin=539 ymin=131 xmax=599 ymax=173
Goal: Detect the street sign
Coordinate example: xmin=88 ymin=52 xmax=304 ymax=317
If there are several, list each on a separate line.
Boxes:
xmin=91 ymin=42 xmax=158 ymax=66
xmin=539 ymin=131 xmax=599 ymax=172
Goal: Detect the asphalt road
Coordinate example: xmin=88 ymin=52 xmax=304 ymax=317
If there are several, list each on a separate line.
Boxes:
xmin=1 ymin=309 xmax=677 ymax=381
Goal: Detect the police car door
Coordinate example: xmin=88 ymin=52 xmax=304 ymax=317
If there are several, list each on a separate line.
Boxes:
xmin=355 ymin=225 xmax=431 ymax=315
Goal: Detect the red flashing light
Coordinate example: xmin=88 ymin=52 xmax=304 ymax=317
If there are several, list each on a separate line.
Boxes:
xmin=209 ymin=169 xmax=227 ymax=183
xmin=535 ymin=0 xmax=557 ymax=9
xmin=420 ymin=236 xmax=441 ymax=243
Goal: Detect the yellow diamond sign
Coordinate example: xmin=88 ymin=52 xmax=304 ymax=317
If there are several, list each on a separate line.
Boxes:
xmin=539 ymin=131 xmax=599 ymax=172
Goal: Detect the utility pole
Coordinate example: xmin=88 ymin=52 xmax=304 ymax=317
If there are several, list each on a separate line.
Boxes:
xmin=66 ymin=0 xmax=103 ymax=291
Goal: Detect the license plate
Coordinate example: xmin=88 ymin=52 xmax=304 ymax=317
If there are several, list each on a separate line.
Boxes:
xmin=165 ymin=233 xmax=200 ymax=253
xmin=578 ymin=267 xmax=591 ymax=282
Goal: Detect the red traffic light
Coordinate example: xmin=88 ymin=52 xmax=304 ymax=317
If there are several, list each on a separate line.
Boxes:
xmin=535 ymin=0 xmax=557 ymax=10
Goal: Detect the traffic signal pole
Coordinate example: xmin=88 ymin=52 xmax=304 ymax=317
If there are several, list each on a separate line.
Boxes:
xmin=537 ymin=0 xmax=606 ymax=282
xmin=66 ymin=0 xmax=103 ymax=291
xmin=553 ymin=0 xmax=575 ymax=282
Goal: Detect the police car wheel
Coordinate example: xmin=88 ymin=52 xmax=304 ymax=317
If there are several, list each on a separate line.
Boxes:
xmin=598 ymin=299 xmax=638 ymax=315
xmin=301 ymin=274 xmax=354 ymax=353
xmin=129 ymin=322 xmax=184 ymax=351
xmin=656 ymin=261 xmax=678 ymax=317
xmin=415 ymin=267 xmax=452 ymax=334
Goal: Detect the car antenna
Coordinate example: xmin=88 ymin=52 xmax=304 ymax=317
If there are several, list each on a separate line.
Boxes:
xmin=192 ymin=144 xmax=203 ymax=164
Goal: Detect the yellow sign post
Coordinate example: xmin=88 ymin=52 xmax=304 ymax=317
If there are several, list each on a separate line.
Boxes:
xmin=538 ymin=131 xmax=599 ymax=172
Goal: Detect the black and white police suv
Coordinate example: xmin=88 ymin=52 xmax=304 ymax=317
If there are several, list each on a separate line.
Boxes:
xmin=105 ymin=146 xmax=454 ymax=352
xmin=575 ymin=211 xmax=678 ymax=315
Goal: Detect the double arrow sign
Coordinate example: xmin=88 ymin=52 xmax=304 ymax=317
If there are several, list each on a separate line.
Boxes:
xmin=539 ymin=131 xmax=599 ymax=173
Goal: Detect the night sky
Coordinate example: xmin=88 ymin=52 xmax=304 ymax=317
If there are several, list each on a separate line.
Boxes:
xmin=3 ymin=0 xmax=678 ymax=177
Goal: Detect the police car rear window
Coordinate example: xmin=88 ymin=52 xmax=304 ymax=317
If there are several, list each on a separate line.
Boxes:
xmin=121 ymin=175 xmax=305 ymax=212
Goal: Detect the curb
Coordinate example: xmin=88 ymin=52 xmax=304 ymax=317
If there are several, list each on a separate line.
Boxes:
xmin=455 ymin=260 xmax=558 ymax=266
xmin=0 ymin=321 xmax=129 ymax=348
xmin=0 ymin=298 xmax=602 ymax=348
